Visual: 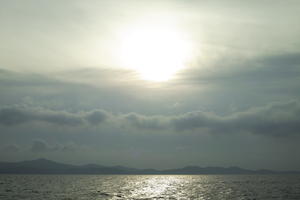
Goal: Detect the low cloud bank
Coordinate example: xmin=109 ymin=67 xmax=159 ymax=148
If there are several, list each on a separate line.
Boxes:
xmin=0 ymin=106 xmax=109 ymax=126
xmin=1 ymin=100 xmax=300 ymax=137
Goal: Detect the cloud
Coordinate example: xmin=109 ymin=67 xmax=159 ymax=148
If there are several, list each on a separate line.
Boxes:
xmin=122 ymin=113 xmax=167 ymax=130
xmin=85 ymin=110 xmax=110 ymax=125
xmin=178 ymin=52 xmax=300 ymax=87
xmin=171 ymin=100 xmax=300 ymax=136
xmin=121 ymin=100 xmax=300 ymax=137
xmin=1 ymin=100 xmax=300 ymax=137
xmin=1 ymin=144 xmax=20 ymax=153
xmin=30 ymin=139 xmax=82 ymax=153
xmin=60 ymin=142 xmax=81 ymax=152
xmin=31 ymin=139 xmax=50 ymax=152
xmin=0 ymin=105 xmax=109 ymax=126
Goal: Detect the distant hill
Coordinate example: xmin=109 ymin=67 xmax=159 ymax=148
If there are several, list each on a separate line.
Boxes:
xmin=0 ymin=159 xmax=298 ymax=174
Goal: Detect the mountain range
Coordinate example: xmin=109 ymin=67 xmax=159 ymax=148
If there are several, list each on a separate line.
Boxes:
xmin=0 ymin=159 xmax=298 ymax=174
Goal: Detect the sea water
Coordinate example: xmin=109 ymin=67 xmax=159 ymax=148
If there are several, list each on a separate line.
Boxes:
xmin=0 ymin=175 xmax=300 ymax=199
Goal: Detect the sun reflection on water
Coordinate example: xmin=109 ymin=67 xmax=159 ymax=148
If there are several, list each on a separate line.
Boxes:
xmin=130 ymin=176 xmax=186 ymax=199
xmin=2 ymin=175 xmax=299 ymax=199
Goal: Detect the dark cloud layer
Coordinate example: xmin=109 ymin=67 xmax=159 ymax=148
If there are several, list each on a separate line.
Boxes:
xmin=30 ymin=139 xmax=80 ymax=153
xmin=123 ymin=113 xmax=167 ymax=130
xmin=1 ymin=100 xmax=299 ymax=137
xmin=171 ymin=100 xmax=300 ymax=136
xmin=0 ymin=106 xmax=109 ymax=126
xmin=31 ymin=139 xmax=51 ymax=152
xmin=178 ymin=52 xmax=300 ymax=86
xmin=123 ymin=100 xmax=300 ymax=137
xmin=1 ymin=144 xmax=20 ymax=153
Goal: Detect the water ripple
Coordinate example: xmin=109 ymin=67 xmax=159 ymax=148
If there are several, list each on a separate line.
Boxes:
xmin=0 ymin=175 xmax=299 ymax=199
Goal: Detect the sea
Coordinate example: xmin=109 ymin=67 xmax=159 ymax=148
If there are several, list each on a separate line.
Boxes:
xmin=0 ymin=175 xmax=300 ymax=200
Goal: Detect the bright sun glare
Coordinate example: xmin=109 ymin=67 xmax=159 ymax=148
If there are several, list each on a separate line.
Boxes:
xmin=119 ymin=25 xmax=192 ymax=82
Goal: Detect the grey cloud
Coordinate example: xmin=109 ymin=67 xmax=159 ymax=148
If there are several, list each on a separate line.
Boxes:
xmin=171 ymin=111 xmax=222 ymax=131
xmin=2 ymin=144 xmax=20 ymax=153
xmin=61 ymin=142 xmax=81 ymax=152
xmin=123 ymin=113 xmax=167 ymax=130
xmin=169 ymin=52 xmax=300 ymax=113
xmin=171 ymin=100 xmax=300 ymax=136
xmin=0 ymin=68 xmax=163 ymax=115
xmin=85 ymin=110 xmax=110 ymax=125
xmin=31 ymin=139 xmax=81 ymax=153
xmin=260 ymin=52 xmax=300 ymax=68
xmin=1 ymin=100 xmax=300 ymax=137
xmin=31 ymin=139 xmax=50 ymax=152
xmin=121 ymin=100 xmax=300 ymax=137
xmin=178 ymin=52 xmax=300 ymax=86
xmin=59 ymin=68 xmax=139 ymax=85
xmin=0 ymin=106 xmax=109 ymax=126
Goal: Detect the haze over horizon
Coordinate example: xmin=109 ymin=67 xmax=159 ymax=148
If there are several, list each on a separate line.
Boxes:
xmin=1 ymin=0 xmax=300 ymax=171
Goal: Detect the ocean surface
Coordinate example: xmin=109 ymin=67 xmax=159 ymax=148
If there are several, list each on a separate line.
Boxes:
xmin=0 ymin=175 xmax=300 ymax=200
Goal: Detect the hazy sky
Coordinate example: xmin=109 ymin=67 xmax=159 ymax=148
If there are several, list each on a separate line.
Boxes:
xmin=1 ymin=0 xmax=300 ymax=170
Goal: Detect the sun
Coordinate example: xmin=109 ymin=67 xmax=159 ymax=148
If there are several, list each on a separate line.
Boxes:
xmin=119 ymin=25 xmax=192 ymax=82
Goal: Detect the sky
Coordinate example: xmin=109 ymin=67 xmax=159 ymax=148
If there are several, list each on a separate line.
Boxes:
xmin=0 ymin=0 xmax=300 ymax=171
